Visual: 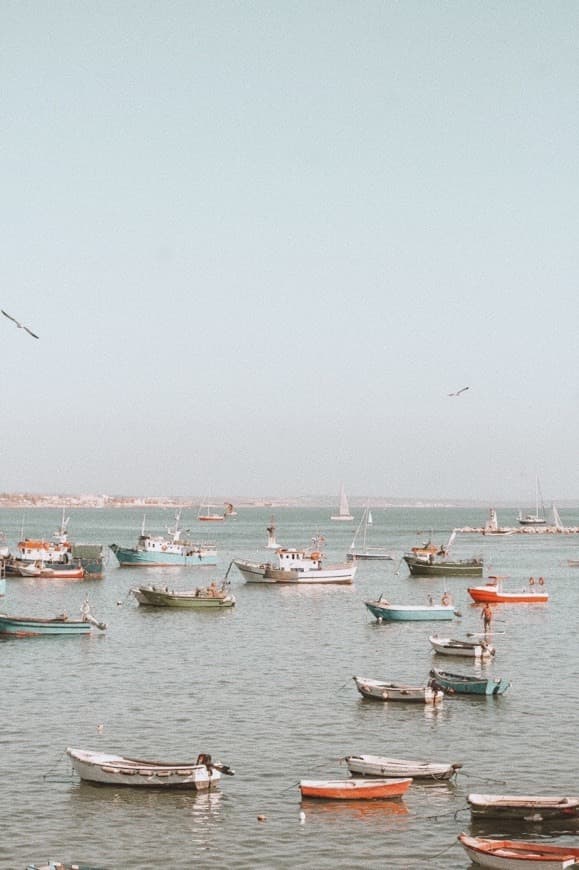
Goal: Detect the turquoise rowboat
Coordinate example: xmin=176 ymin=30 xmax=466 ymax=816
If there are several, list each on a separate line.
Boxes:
xmin=0 ymin=610 xmax=106 ymax=637
xmin=365 ymin=600 xmax=456 ymax=622
xmin=430 ymin=667 xmax=510 ymax=696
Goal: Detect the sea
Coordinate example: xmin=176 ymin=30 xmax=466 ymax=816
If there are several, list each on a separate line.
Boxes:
xmin=1 ymin=505 xmax=579 ymax=869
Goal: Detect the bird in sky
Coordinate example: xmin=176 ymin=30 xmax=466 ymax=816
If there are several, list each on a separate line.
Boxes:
xmin=448 ymin=386 xmax=469 ymax=397
xmin=1 ymin=309 xmax=39 ymax=339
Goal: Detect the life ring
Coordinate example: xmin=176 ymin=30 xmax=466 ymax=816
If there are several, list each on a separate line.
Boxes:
xmin=161 ymin=545 xmax=167 ymax=551
xmin=310 ymin=552 xmax=321 ymax=560
xmin=529 ymin=577 xmax=534 ymax=585
xmin=538 ymin=577 xmax=544 ymax=585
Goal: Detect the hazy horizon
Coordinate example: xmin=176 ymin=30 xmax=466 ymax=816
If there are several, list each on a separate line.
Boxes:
xmin=2 ymin=2 xmax=577 ymax=502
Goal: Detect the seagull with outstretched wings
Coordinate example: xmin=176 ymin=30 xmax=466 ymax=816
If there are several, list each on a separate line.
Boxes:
xmin=2 ymin=309 xmax=39 ymax=339
xmin=448 ymin=386 xmax=469 ymax=397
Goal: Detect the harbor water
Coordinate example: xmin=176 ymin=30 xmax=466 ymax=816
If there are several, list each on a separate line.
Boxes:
xmin=1 ymin=506 xmax=579 ymax=868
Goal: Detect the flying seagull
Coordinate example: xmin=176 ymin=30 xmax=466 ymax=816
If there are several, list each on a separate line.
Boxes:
xmin=2 ymin=309 xmax=39 ymax=339
xmin=448 ymin=386 xmax=469 ymax=397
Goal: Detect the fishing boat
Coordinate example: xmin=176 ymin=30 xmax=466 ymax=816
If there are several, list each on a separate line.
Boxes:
xmin=430 ymin=666 xmax=510 ymax=696
xmin=346 ymin=506 xmax=393 ymax=561
xmin=467 ymin=794 xmax=579 ymax=821
xmin=403 ymin=529 xmax=483 ymax=576
xmin=458 ymin=834 xmax=579 ymax=868
xmin=234 ymin=543 xmax=355 ymax=584
xmin=66 ymin=747 xmax=234 ymax=790
xmin=299 ymin=777 xmax=412 ymax=800
xmin=468 ymin=577 xmax=549 ymax=604
xmin=131 ymin=580 xmax=235 ymax=608
xmin=110 ymin=512 xmax=217 ymax=567
xmin=18 ymin=561 xmax=85 ymax=579
xmin=353 ymin=676 xmax=444 ymax=704
xmin=428 ymin=634 xmax=495 ymax=658
xmin=345 ymin=754 xmax=461 ymax=781
xmin=330 ymin=484 xmax=354 ymax=521
xmin=27 ymin=863 xmax=107 ymax=870
xmin=365 ymin=598 xmax=456 ymax=622
xmin=0 ymin=602 xmax=106 ymax=637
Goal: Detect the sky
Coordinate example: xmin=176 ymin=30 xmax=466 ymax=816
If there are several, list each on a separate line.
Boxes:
xmin=1 ymin=1 xmax=578 ymax=502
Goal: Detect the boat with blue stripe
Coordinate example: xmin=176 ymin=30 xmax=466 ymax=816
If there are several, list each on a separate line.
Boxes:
xmin=365 ymin=597 xmax=456 ymax=622
xmin=110 ymin=512 xmax=217 ymax=567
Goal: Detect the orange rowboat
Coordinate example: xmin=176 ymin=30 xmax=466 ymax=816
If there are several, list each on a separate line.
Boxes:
xmin=468 ymin=583 xmax=548 ymax=603
xmin=299 ymin=777 xmax=412 ymax=800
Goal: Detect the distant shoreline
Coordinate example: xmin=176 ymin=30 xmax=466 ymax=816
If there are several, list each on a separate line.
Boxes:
xmin=0 ymin=495 xmax=577 ymax=510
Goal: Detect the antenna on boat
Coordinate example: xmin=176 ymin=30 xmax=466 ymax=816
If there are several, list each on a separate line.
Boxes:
xmin=141 ymin=514 xmax=146 ymax=536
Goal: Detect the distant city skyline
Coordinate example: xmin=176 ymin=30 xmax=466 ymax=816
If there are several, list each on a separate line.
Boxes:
xmin=2 ymin=3 xmax=577 ymax=501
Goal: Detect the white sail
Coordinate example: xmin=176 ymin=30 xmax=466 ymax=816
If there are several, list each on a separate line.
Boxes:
xmin=331 ymin=485 xmax=354 ymax=521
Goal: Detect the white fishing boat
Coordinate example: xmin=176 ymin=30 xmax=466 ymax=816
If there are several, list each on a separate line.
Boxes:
xmin=330 ymin=484 xmax=354 ymax=521
xmin=429 ymin=634 xmax=495 ymax=658
xmin=234 ymin=540 xmax=355 ymax=584
xmin=345 ymin=754 xmax=461 ymax=781
xmin=347 ymin=506 xmax=393 ymax=561
xmin=458 ymin=834 xmax=579 ymax=868
xmin=66 ymin=747 xmax=234 ymax=790
xmin=352 ymin=676 xmax=444 ymax=704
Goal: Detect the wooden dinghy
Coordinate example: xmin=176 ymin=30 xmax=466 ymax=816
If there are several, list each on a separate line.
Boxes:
xmin=458 ymin=833 xmax=579 ymax=868
xmin=18 ymin=562 xmax=85 ymax=579
xmin=430 ymin=667 xmax=510 ymax=696
xmin=66 ymin=748 xmax=234 ymax=790
xmin=429 ymin=634 xmax=495 ymax=658
xmin=299 ymin=777 xmax=412 ymax=800
xmin=353 ymin=676 xmax=443 ymax=704
xmin=345 ymin=754 xmax=461 ymax=781
xmin=131 ymin=581 xmax=235 ymax=608
xmin=0 ymin=603 xmax=106 ymax=637
xmin=468 ymin=793 xmax=579 ymax=821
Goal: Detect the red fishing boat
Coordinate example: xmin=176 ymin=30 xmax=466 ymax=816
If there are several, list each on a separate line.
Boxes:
xmin=468 ymin=576 xmax=548 ymax=604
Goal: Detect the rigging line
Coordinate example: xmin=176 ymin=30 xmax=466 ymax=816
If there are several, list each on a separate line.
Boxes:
xmin=456 ymin=771 xmax=507 ymax=785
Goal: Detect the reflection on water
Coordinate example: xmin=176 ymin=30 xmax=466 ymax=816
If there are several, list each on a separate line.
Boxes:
xmin=299 ymin=797 xmax=409 ymax=823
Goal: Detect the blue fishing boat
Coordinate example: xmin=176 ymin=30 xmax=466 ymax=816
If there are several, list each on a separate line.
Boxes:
xmin=430 ymin=667 xmax=510 ymax=696
xmin=365 ymin=597 xmax=456 ymax=622
xmin=110 ymin=511 xmax=217 ymax=567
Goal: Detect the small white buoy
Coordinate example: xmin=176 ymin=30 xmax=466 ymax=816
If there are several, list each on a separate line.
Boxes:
xmin=97 ymin=723 xmax=104 ymax=734
xmin=299 ymin=811 xmax=306 ymax=825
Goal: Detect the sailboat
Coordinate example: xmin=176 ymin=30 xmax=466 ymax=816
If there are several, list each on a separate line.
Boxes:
xmin=518 ymin=476 xmax=546 ymax=525
xmin=198 ymin=498 xmax=225 ymax=522
xmin=330 ymin=485 xmax=354 ymax=521
xmin=347 ymin=506 xmax=393 ymax=560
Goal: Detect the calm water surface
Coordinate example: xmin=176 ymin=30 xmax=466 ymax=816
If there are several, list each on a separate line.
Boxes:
xmin=1 ymin=506 xmax=579 ymax=869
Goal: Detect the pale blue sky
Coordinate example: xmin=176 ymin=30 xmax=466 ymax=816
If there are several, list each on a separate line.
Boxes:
xmin=1 ymin=1 xmax=577 ymax=501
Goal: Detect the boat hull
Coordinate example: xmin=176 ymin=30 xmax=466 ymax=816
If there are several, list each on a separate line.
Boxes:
xmin=468 ymin=794 xmax=579 ymax=821
xmin=345 ymin=755 xmax=459 ymax=781
xmin=132 ymin=587 xmax=235 ymax=608
xmin=353 ymin=676 xmax=443 ymax=704
xmin=67 ymin=748 xmax=222 ymax=790
xmin=468 ymin=586 xmax=549 ymax=603
xmin=430 ymin=667 xmax=510 ymax=696
xmin=299 ymin=777 xmax=412 ymax=800
xmin=110 ymin=544 xmax=217 ymax=567
xmin=429 ymin=635 xmax=495 ymax=658
xmin=234 ymin=559 xmax=355 ymax=584
xmin=0 ymin=614 xmax=93 ymax=636
xmin=458 ymin=834 xmax=579 ymax=869
xmin=404 ymin=556 xmax=483 ymax=577
xmin=365 ymin=601 xmax=456 ymax=621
